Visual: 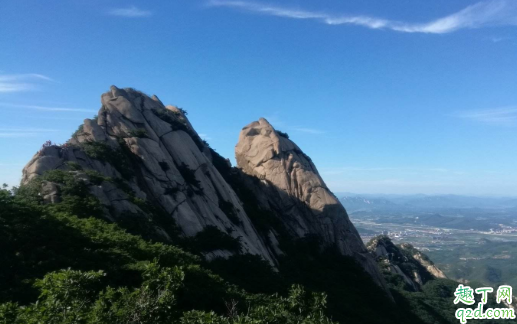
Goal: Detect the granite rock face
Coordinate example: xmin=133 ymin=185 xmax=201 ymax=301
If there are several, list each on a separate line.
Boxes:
xmin=22 ymin=86 xmax=274 ymax=264
xmin=399 ymin=243 xmax=447 ymax=279
xmin=235 ymin=118 xmax=388 ymax=290
xmin=22 ymin=86 xmax=390 ymax=293
xmin=367 ymin=236 xmax=446 ymax=291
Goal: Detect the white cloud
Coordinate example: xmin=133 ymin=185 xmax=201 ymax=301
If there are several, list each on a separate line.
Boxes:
xmin=0 ymin=127 xmax=61 ymax=138
xmin=0 ymin=133 xmax=39 ymax=138
xmin=0 ymin=74 xmax=53 ymax=93
xmin=0 ymin=103 xmax=96 ymax=113
xmin=208 ymin=0 xmax=517 ymax=34
xmin=454 ymin=107 xmax=517 ymax=126
xmin=490 ymin=36 xmax=508 ymax=42
xmin=320 ymin=167 xmax=454 ymax=176
xmin=0 ymin=128 xmax=59 ymax=132
xmin=199 ymin=133 xmax=212 ymax=140
xmin=108 ymin=5 xmax=152 ymax=18
xmin=291 ymin=127 xmax=325 ymax=134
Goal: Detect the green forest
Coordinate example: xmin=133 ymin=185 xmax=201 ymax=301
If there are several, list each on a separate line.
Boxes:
xmin=0 ymin=164 xmax=471 ymax=324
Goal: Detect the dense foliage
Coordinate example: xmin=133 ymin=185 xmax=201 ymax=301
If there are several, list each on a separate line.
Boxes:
xmin=1 ymin=160 xmax=473 ymax=323
xmin=0 ymin=187 xmax=335 ymax=324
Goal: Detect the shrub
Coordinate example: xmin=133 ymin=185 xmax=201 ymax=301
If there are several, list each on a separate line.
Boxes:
xmin=276 ymin=130 xmax=289 ymax=139
xmin=218 ymin=199 xmax=241 ymax=225
xmin=177 ymin=163 xmax=201 ymax=189
xmin=293 ymin=148 xmax=312 ymax=163
xmin=152 ymin=108 xmax=205 ymax=151
xmin=188 ymin=226 xmax=241 ymax=253
xmin=66 ymin=161 xmax=83 ymax=171
xmin=128 ymin=128 xmax=148 ymax=138
xmin=72 ymin=124 xmax=84 ymax=138
xmin=84 ymin=170 xmax=110 ymax=186
xmin=82 ymin=141 xmax=134 ymax=179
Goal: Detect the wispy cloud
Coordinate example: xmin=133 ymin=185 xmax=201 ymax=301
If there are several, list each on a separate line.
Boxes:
xmin=290 ymin=127 xmax=325 ymax=134
xmin=0 ymin=128 xmax=59 ymax=132
xmin=454 ymin=107 xmax=517 ymax=126
xmin=0 ymin=127 xmax=64 ymax=139
xmin=199 ymin=133 xmax=212 ymax=140
xmin=0 ymin=133 xmax=39 ymax=138
xmin=489 ymin=35 xmax=512 ymax=42
xmin=0 ymin=74 xmax=53 ymax=93
xmin=208 ymin=0 xmax=517 ymax=34
xmin=320 ymin=167 xmax=454 ymax=176
xmin=108 ymin=5 xmax=152 ymax=18
xmin=0 ymin=127 xmax=61 ymax=138
xmin=0 ymin=102 xmax=96 ymax=113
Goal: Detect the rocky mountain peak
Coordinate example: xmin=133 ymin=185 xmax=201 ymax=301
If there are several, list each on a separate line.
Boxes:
xmin=21 ymin=86 xmax=389 ymax=293
xmin=367 ymin=235 xmax=446 ymax=291
xmin=23 ymin=86 xmax=274 ymax=264
xmin=235 ymin=118 xmax=388 ymax=290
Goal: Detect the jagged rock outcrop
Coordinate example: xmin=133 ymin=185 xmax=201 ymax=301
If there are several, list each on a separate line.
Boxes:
xmin=235 ymin=118 xmax=388 ymax=290
xmin=21 ymin=86 xmax=390 ymax=294
xmin=22 ymin=86 xmax=274 ymax=264
xmin=367 ymin=236 xmax=446 ymax=291
xmin=399 ymin=243 xmax=447 ymax=279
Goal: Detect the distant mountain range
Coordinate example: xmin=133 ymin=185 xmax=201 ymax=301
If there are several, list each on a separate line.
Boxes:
xmin=338 ymin=193 xmax=517 ymax=212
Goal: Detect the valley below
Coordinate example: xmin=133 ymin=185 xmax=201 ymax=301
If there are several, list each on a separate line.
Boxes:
xmin=342 ymin=194 xmax=517 ymax=289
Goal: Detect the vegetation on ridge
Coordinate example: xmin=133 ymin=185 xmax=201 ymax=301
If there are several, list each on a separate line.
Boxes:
xmin=0 ymin=104 xmax=480 ymax=324
xmin=0 ymin=187 xmax=336 ymax=324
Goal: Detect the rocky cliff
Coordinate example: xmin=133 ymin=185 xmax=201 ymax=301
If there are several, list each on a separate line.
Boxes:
xmin=367 ymin=235 xmax=446 ymax=291
xmin=21 ymin=86 xmax=387 ymax=291
xmin=235 ymin=118 xmax=387 ymax=289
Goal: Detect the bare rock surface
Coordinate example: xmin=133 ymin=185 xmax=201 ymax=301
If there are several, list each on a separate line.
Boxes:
xmin=22 ymin=86 xmax=273 ymax=264
xmin=235 ymin=118 xmax=388 ymax=290
xmin=399 ymin=243 xmax=447 ymax=279
xmin=367 ymin=236 xmax=446 ymax=291
xmin=22 ymin=87 xmax=392 ymax=294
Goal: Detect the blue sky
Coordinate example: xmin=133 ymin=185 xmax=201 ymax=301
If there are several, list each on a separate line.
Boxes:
xmin=1 ymin=0 xmax=517 ymax=196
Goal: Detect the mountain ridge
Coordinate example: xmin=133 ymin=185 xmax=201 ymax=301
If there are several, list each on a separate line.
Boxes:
xmin=21 ymin=86 xmax=386 ymax=290
xmin=7 ymin=86 xmax=487 ymax=323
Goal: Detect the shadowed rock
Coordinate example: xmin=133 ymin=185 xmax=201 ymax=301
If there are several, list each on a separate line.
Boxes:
xmin=235 ymin=118 xmax=389 ymax=291
xmin=22 ymin=87 xmax=391 ymax=295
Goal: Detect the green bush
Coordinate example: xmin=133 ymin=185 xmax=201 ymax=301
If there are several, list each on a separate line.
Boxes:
xmin=218 ymin=199 xmax=241 ymax=225
xmin=66 ymin=161 xmax=83 ymax=171
xmin=152 ymin=108 xmax=205 ymax=150
xmin=72 ymin=124 xmax=84 ymax=138
xmin=84 ymin=170 xmax=110 ymax=186
xmin=128 ymin=128 xmax=148 ymax=138
xmin=187 ymin=226 xmax=241 ymax=254
xmin=276 ymin=130 xmax=289 ymax=139
xmin=82 ymin=141 xmax=133 ymax=179
xmin=177 ymin=163 xmax=201 ymax=190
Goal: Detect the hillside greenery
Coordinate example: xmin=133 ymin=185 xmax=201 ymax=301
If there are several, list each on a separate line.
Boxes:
xmin=1 ymin=163 xmax=470 ymax=323
xmin=0 ymin=186 xmax=335 ymax=324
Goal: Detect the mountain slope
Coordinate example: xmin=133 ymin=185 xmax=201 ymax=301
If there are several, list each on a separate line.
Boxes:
xmin=22 ymin=86 xmax=273 ymax=263
xmin=367 ymin=236 xmax=446 ymax=291
xmin=2 ymin=86 xmax=474 ymax=323
xmin=235 ymin=118 xmax=386 ymax=290
xmin=21 ymin=86 xmax=385 ymax=289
